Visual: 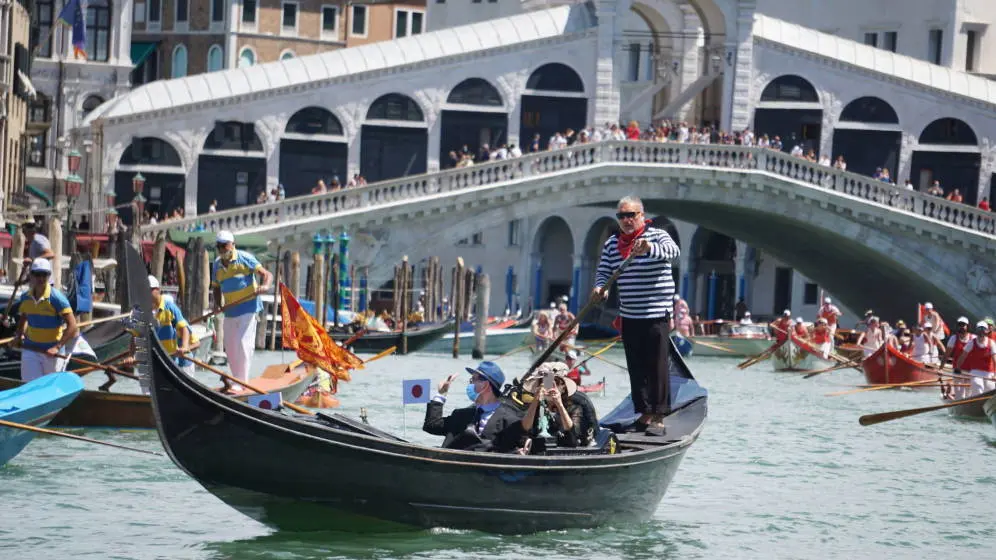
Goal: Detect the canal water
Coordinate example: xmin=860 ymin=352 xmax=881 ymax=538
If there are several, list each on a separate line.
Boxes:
xmin=1 ymin=349 xmax=993 ymax=559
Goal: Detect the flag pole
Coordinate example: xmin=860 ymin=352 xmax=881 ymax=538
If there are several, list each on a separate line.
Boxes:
xmin=402 ymin=405 xmax=407 ymax=438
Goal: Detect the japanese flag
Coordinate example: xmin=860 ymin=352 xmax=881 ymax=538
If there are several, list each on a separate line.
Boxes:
xmin=248 ymin=392 xmax=283 ymax=410
xmin=402 ymin=379 xmax=431 ymax=405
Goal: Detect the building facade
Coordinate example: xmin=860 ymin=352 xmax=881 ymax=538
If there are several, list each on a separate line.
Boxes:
xmin=0 ymin=0 xmax=32 ymax=232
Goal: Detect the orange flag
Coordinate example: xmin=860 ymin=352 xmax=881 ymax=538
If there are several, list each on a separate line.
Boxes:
xmin=280 ymin=283 xmax=362 ymax=382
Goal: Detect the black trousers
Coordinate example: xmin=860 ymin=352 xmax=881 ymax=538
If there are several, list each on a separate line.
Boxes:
xmin=621 ymin=316 xmax=671 ymax=415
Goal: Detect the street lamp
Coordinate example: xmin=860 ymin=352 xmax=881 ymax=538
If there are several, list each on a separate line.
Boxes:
xmin=67 ymin=149 xmax=82 ymax=173
xmin=132 ymin=172 xmax=146 ymax=224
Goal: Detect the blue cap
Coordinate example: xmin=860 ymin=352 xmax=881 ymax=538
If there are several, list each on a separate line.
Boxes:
xmin=465 ymin=361 xmax=505 ymax=391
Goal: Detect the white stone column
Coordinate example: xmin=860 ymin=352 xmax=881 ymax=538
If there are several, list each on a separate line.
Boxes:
xmin=592 ymin=0 xmax=621 ymax=125
xmin=185 ymin=161 xmax=199 ymax=216
xmin=719 ymin=40 xmax=736 ymax=131
xmin=734 ymin=240 xmax=748 ymax=305
xmin=678 ymin=6 xmax=703 ymax=121
xmin=112 ymin=0 xmax=134 ymax=66
xmin=819 ymin=92 xmax=841 ymax=159
xmin=898 ymin=133 xmax=916 ymax=187
xmin=347 ymin=129 xmax=362 ymax=181
xmin=266 ymin=140 xmax=281 ymax=193
xmin=727 ymin=2 xmax=757 ymax=132
xmin=426 ymin=118 xmax=442 ymax=173
xmin=979 ymin=139 xmax=995 ymax=203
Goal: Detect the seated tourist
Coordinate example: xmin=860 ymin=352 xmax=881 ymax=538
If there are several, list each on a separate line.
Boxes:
xmin=521 ymin=363 xmax=598 ymax=449
xmin=423 ymin=361 xmax=526 ymax=452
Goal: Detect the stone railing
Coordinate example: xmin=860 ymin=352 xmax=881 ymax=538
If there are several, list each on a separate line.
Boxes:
xmin=145 ymin=140 xmax=996 ymax=239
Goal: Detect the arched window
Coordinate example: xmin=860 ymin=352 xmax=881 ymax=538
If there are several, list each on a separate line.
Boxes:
xmin=366 ymin=93 xmax=424 ymax=121
xmin=526 ymin=63 xmax=584 ymax=92
xmin=280 ymin=50 xmax=296 ymax=61
xmin=119 ymin=137 xmax=183 ymax=167
xmin=238 ymin=47 xmax=256 ymax=68
xmin=171 ymin=45 xmax=188 ymax=78
xmin=760 ymin=75 xmax=819 ymax=103
xmin=286 ymin=107 xmax=344 ymax=135
xmin=919 ymin=118 xmax=978 ymax=145
xmin=207 ymin=45 xmax=224 ymax=72
xmin=447 ymin=78 xmax=503 ymax=106
xmin=203 ymin=121 xmax=264 ymax=152
xmin=81 ymin=95 xmax=105 ymax=119
xmin=839 ymin=96 xmax=899 ymax=124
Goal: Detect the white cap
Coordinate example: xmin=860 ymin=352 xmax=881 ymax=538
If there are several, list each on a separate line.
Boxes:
xmin=957 ymin=316 xmax=969 ymax=324
xmin=823 ymin=297 xmax=831 ymax=304
xmin=976 ymin=320 xmax=989 ymax=329
xmin=924 ymin=302 xmax=933 ymax=309
xmin=795 ymin=317 xmax=804 ymax=323
xmin=216 ymin=230 xmax=235 ymax=244
xmin=565 ymin=350 xmax=578 ymax=360
xmin=29 ymin=258 xmax=51 ymax=274
xmin=923 ymin=322 xmax=933 ymax=328
xmin=783 ymin=309 xmax=791 ymax=316
xmin=148 ymin=275 xmax=160 ymax=289
xmin=744 ymin=312 xmax=751 ymax=317
xmin=817 ymin=317 xmax=827 ymax=323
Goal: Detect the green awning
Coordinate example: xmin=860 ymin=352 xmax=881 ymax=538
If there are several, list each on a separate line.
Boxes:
xmin=131 ymin=42 xmax=158 ymax=68
xmin=25 ymin=185 xmax=53 ymax=207
xmin=167 ymin=230 xmax=270 ymax=253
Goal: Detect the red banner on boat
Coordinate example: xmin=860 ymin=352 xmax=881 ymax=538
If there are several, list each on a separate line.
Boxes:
xmin=279 ymin=283 xmax=362 ymax=384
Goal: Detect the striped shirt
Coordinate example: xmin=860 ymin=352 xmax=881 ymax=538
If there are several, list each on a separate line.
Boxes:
xmin=18 ymin=285 xmax=73 ymax=350
xmin=211 ymin=250 xmax=264 ymax=317
xmin=594 ymin=227 xmax=680 ymax=320
xmin=154 ymin=297 xmax=189 ymax=355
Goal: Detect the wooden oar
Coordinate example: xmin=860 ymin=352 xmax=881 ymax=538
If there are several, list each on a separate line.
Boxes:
xmin=737 ymin=342 xmax=782 ymax=369
xmin=0 ymin=418 xmax=163 ymax=456
xmin=363 ymin=346 xmax=396 ymax=364
xmin=0 ymin=267 xmax=28 ymax=324
xmin=859 ymin=393 xmax=995 ymax=426
xmin=56 ymin=354 xmax=139 ymax=380
xmin=827 ymin=379 xmax=949 ymax=396
xmin=576 ymin=340 xmax=627 ymax=371
xmin=691 ymin=338 xmax=739 ymax=354
xmin=525 ymin=250 xmax=638 ymax=377
xmin=802 ymin=358 xmax=861 ymax=379
xmin=179 ymin=353 xmax=315 ymax=415
xmin=0 ymin=312 xmax=133 ymax=347
xmin=187 ymin=293 xmax=260 ymax=326
xmin=73 ymin=349 xmax=134 ymax=376
xmin=341 ymin=328 xmax=367 ymax=347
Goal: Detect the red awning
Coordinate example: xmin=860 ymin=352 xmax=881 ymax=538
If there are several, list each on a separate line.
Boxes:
xmin=0 ymin=232 xmax=11 ymax=249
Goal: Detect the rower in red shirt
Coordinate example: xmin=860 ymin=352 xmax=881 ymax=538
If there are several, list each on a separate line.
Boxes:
xmin=955 ymin=321 xmax=996 ymax=398
xmin=771 ymin=309 xmax=792 ymax=342
xmin=818 ymin=297 xmax=842 ymax=341
xmin=792 ymin=317 xmax=809 ymax=340
xmin=812 ymin=318 xmax=832 ymax=358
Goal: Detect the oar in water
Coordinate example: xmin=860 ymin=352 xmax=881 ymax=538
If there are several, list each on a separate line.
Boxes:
xmin=858 ymin=393 xmax=995 ymax=426
xmin=691 ymin=338 xmax=739 ymax=354
xmin=737 ymin=342 xmax=782 ymax=370
xmin=0 ymin=418 xmax=163 ymax=456
xmin=363 ymin=346 xmax=396 ymax=364
xmin=180 ymin=353 xmax=315 ymax=416
xmin=826 ymin=378 xmax=941 ymax=396
xmin=524 ymin=250 xmax=638 ymax=378
xmin=802 ymin=358 xmax=862 ymax=379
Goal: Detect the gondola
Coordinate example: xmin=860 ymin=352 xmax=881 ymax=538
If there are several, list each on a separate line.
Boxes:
xmin=770 ymin=335 xmax=836 ymax=372
xmin=331 ymin=321 xmax=450 ymax=354
xmin=688 ymin=322 xmax=772 ymax=357
xmin=944 ymin=393 xmax=990 ymax=420
xmin=0 ymin=372 xmax=84 ymax=467
xmin=133 ymin=249 xmax=709 ymax=533
xmin=984 ymin=392 xmax=996 ymax=432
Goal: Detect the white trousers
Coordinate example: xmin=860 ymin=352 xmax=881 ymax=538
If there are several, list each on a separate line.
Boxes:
xmin=817 ymin=341 xmax=832 ymax=359
xmin=223 ymin=313 xmax=257 ymax=382
xmin=21 ymin=350 xmax=68 ymax=383
xmin=966 ymin=369 xmax=996 ymax=397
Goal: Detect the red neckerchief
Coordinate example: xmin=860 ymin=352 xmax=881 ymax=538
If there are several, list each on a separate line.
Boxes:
xmin=617 ymin=219 xmax=651 ymax=258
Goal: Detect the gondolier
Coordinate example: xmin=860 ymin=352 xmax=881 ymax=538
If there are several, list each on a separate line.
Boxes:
xmin=149 ymin=276 xmax=192 ymax=377
xmin=818 ymin=298 xmax=842 ymax=341
xmin=955 ymin=321 xmax=996 ymax=397
xmin=11 ymin=259 xmax=78 ymax=382
xmin=211 ymin=230 xmax=273 ymax=392
xmin=592 ymin=196 xmax=679 ymax=435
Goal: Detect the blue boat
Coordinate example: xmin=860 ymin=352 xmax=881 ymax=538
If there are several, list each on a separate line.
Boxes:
xmin=0 ymin=372 xmax=85 ymax=467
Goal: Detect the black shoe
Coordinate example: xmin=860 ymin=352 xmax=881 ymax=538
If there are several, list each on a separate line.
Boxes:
xmin=623 ymin=421 xmax=649 ymax=433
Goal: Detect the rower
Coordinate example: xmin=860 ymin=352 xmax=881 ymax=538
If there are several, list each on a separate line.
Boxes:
xmin=945 ymin=317 xmax=974 ymax=399
xmin=771 ymin=310 xmax=792 ymax=342
xmin=553 ymin=303 xmax=578 ymax=350
xmin=911 ymin=323 xmax=944 ymax=366
xmin=532 ymin=313 xmax=552 ymax=350
xmin=811 ymin=318 xmax=832 ymax=359
xmin=20 ymin=218 xmax=55 ymax=266
xmin=954 ymin=321 xmax=996 ymax=397
xmin=739 ymin=311 xmax=753 ymax=325
xmin=818 ymin=297 xmax=842 ymax=343
xmin=149 ymin=276 xmax=191 ymax=379
xmin=792 ymin=317 xmax=808 ymax=339
xmin=921 ymin=302 xmax=945 ymax=342
xmin=880 ymin=321 xmax=898 ymax=349
xmin=11 ymin=259 xmax=78 ymax=382
xmin=855 ymin=316 xmax=883 ymax=358
xmin=564 ymin=349 xmax=590 ymax=386
xmin=211 ymin=230 xmax=274 ymax=393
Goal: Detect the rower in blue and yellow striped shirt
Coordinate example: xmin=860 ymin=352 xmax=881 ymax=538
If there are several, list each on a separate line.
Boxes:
xmin=149 ymin=275 xmax=190 ymax=370
xmin=13 ymin=258 xmax=79 ymax=382
xmin=210 ymin=230 xmax=273 ymax=392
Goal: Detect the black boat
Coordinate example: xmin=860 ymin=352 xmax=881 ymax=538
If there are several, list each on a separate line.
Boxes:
xmin=330 ymin=321 xmax=451 ymax=354
xmin=131 ymin=245 xmax=708 ymax=533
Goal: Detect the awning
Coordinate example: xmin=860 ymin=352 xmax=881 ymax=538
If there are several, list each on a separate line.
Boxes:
xmin=26 ymin=185 xmax=53 ymax=207
xmin=131 ymin=41 xmax=159 ymax=68
xmin=0 ymin=232 xmax=12 ymax=249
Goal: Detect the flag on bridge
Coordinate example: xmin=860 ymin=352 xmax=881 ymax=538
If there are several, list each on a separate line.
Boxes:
xmin=280 ymin=283 xmax=362 ymax=387
xmin=57 ymin=0 xmax=88 ymax=60
xmin=402 ymin=379 xmax=431 ymax=405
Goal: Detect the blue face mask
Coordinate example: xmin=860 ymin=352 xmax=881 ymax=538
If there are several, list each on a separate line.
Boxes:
xmin=466 ymin=383 xmax=480 ymax=403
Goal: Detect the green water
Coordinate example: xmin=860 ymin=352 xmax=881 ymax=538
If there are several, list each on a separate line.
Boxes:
xmin=1 ymin=350 xmax=994 ymax=559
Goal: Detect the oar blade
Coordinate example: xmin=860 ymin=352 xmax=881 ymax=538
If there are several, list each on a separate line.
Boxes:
xmin=364 ymin=346 xmax=397 ymax=364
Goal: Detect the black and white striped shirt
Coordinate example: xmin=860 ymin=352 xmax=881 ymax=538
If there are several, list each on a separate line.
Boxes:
xmin=594 ymin=227 xmax=680 ymax=320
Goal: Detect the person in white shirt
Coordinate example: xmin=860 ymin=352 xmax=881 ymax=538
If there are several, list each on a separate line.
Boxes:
xmin=739 ymin=312 xmax=753 ymax=325
xmin=955 ymin=321 xmax=996 ymax=397
xmin=508 ymin=144 xmax=522 ymax=158
xmin=911 ymin=323 xmax=944 ymax=365
xmin=790 ymin=144 xmax=804 ymax=157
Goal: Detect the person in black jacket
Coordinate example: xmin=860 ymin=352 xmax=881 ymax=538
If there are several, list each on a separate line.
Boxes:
xmin=423 ymin=361 xmax=528 ymax=453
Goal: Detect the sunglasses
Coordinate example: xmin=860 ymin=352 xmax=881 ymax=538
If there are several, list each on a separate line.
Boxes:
xmin=470 ymin=374 xmax=487 ymax=384
xmin=616 ymin=211 xmax=639 ymax=220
